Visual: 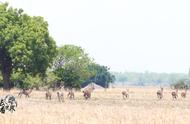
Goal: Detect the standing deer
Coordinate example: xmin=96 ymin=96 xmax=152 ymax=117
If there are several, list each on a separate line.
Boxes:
xmin=57 ymin=91 xmax=64 ymax=102
xmin=157 ymin=88 xmax=164 ymax=100
xmin=122 ymin=89 xmax=129 ymax=100
xmin=67 ymin=90 xmax=75 ymax=99
xmin=171 ymin=89 xmax=178 ymax=100
xmin=181 ymin=88 xmax=188 ymax=98
xmin=83 ymin=85 xmax=95 ymax=100
xmin=18 ymin=88 xmax=33 ymax=98
xmin=45 ymin=90 xmax=52 ymax=100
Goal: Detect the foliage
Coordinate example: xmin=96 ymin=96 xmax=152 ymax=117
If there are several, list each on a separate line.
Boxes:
xmin=0 ymin=3 xmax=57 ymax=89
xmin=53 ymin=45 xmax=93 ymax=89
xmin=23 ymin=75 xmax=42 ymax=89
xmin=11 ymin=71 xmax=59 ymax=89
xmin=170 ymin=79 xmax=189 ymax=89
xmin=11 ymin=72 xmax=25 ymax=88
xmin=81 ymin=64 xmax=115 ymax=88
xmin=42 ymin=71 xmax=60 ymax=88
xmin=113 ymin=71 xmax=189 ymax=86
xmin=11 ymin=72 xmax=42 ymax=89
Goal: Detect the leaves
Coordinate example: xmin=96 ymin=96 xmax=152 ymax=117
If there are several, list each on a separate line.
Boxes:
xmin=82 ymin=64 xmax=115 ymax=88
xmin=53 ymin=45 xmax=93 ymax=89
xmin=0 ymin=3 xmax=56 ymax=89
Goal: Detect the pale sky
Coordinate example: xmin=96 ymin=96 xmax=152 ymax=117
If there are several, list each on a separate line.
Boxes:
xmin=1 ymin=0 xmax=190 ymax=73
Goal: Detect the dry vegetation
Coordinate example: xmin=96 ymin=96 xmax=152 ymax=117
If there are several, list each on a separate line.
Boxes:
xmin=0 ymin=87 xmax=190 ymax=124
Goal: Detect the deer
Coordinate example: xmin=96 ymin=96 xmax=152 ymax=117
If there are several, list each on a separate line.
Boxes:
xmin=122 ymin=89 xmax=129 ymax=100
xmin=157 ymin=87 xmax=164 ymax=100
xmin=171 ymin=89 xmax=178 ymax=100
xmin=45 ymin=90 xmax=52 ymax=100
xmin=67 ymin=90 xmax=75 ymax=99
xmin=83 ymin=85 xmax=95 ymax=100
xmin=57 ymin=91 xmax=64 ymax=102
xmin=18 ymin=88 xmax=33 ymax=98
xmin=181 ymin=88 xmax=188 ymax=98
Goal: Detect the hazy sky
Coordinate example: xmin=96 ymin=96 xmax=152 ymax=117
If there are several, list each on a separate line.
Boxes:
xmin=2 ymin=0 xmax=190 ymax=73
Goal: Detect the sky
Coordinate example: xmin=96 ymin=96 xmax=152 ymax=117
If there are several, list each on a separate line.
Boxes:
xmin=1 ymin=0 xmax=190 ymax=73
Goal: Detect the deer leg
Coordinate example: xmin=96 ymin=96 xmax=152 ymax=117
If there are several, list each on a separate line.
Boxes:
xmin=67 ymin=93 xmax=70 ymax=99
xmin=73 ymin=94 xmax=75 ymax=99
xmin=25 ymin=94 xmax=28 ymax=98
xmin=60 ymin=96 xmax=62 ymax=102
xmin=18 ymin=93 xmax=22 ymax=98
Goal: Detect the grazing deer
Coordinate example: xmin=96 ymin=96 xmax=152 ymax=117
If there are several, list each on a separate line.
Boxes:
xmin=83 ymin=85 xmax=95 ymax=100
xmin=57 ymin=91 xmax=64 ymax=102
xmin=122 ymin=89 xmax=129 ymax=100
xmin=45 ymin=90 xmax=52 ymax=100
xmin=181 ymin=88 xmax=188 ymax=98
xmin=172 ymin=89 xmax=178 ymax=100
xmin=157 ymin=88 xmax=164 ymax=100
xmin=67 ymin=90 xmax=75 ymax=99
xmin=18 ymin=88 xmax=33 ymax=98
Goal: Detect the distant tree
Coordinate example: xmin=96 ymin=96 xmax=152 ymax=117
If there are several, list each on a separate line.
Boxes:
xmin=171 ymin=79 xmax=189 ymax=89
xmin=53 ymin=45 xmax=93 ymax=89
xmin=82 ymin=64 xmax=115 ymax=88
xmin=138 ymin=76 xmax=144 ymax=86
xmin=113 ymin=71 xmax=189 ymax=86
xmin=0 ymin=3 xmax=57 ymax=90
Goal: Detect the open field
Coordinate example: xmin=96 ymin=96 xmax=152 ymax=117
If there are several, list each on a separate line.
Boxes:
xmin=0 ymin=87 xmax=190 ymax=124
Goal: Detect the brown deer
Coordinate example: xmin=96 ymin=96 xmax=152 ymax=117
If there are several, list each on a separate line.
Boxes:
xmin=157 ymin=88 xmax=164 ymax=100
xmin=18 ymin=88 xmax=33 ymax=98
xmin=83 ymin=85 xmax=95 ymax=100
xmin=171 ymin=89 xmax=178 ymax=100
xmin=45 ymin=90 xmax=52 ymax=100
xmin=181 ymin=88 xmax=188 ymax=98
xmin=122 ymin=89 xmax=129 ymax=100
xmin=57 ymin=91 xmax=64 ymax=102
xmin=67 ymin=90 xmax=75 ymax=99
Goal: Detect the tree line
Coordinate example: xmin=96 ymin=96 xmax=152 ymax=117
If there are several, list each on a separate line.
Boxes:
xmin=0 ymin=3 xmax=115 ymax=90
xmin=112 ymin=71 xmax=189 ymax=87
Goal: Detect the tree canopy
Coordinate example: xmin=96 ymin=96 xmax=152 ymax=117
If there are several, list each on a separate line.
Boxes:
xmin=0 ymin=3 xmax=57 ymax=90
xmin=113 ymin=71 xmax=189 ymax=86
xmin=53 ymin=45 xmax=94 ymax=89
xmin=81 ymin=64 xmax=115 ymax=88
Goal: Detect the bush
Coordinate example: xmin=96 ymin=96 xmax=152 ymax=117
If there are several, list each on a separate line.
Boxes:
xmin=171 ymin=79 xmax=189 ymax=89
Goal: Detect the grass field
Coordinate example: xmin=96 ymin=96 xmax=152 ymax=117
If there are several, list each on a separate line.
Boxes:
xmin=0 ymin=87 xmax=190 ymax=124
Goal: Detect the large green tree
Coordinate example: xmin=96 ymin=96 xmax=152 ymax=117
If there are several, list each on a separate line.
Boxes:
xmin=53 ymin=45 xmax=94 ymax=89
xmin=82 ymin=64 xmax=115 ymax=88
xmin=0 ymin=3 xmax=56 ymax=90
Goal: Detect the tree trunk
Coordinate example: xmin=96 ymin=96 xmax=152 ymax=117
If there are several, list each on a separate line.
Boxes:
xmin=2 ymin=70 xmax=11 ymax=90
xmin=0 ymin=51 xmax=12 ymax=90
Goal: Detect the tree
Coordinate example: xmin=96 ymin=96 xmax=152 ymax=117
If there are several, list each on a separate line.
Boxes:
xmin=0 ymin=3 xmax=57 ymax=90
xmin=42 ymin=71 xmax=60 ymax=89
xmin=53 ymin=45 xmax=93 ymax=89
xmin=171 ymin=79 xmax=189 ymax=89
xmin=82 ymin=64 xmax=115 ymax=88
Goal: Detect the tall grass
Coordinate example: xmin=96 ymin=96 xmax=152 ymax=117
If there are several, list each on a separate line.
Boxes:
xmin=0 ymin=87 xmax=190 ymax=124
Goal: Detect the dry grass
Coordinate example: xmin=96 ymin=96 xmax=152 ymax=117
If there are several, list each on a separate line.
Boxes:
xmin=0 ymin=87 xmax=190 ymax=124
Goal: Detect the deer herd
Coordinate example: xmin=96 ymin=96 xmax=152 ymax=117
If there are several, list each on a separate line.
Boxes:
xmin=16 ymin=85 xmax=95 ymax=102
xmin=16 ymin=86 xmax=188 ymax=102
xmin=156 ymin=87 xmax=188 ymax=100
xmin=0 ymin=86 xmax=188 ymax=114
